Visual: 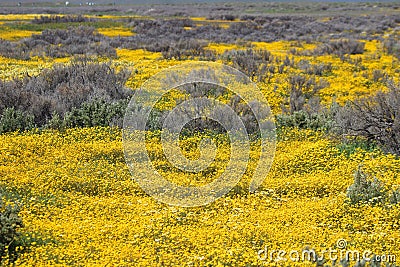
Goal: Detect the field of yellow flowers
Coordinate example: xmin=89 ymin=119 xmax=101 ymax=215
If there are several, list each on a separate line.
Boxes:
xmin=0 ymin=14 xmax=399 ymax=266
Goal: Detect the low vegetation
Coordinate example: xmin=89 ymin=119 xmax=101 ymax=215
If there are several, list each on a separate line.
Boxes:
xmin=0 ymin=5 xmax=399 ymax=265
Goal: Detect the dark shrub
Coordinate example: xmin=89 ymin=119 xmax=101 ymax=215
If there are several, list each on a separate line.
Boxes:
xmin=313 ymin=39 xmax=365 ymax=56
xmin=288 ymin=75 xmax=306 ymax=113
xmin=0 ymin=39 xmax=30 ymax=59
xmin=222 ymin=49 xmax=273 ymax=81
xmin=284 ymin=74 xmax=330 ymax=115
xmin=31 ymin=15 xmax=95 ymax=24
xmin=161 ymin=39 xmax=217 ymax=60
xmin=336 ymin=83 xmax=400 ymax=155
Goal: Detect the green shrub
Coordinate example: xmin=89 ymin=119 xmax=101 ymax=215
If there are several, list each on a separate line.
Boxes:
xmin=0 ymin=108 xmax=35 ymax=134
xmin=64 ymin=99 xmax=128 ymax=128
xmin=44 ymin=111 xmax=65 ymax=131
xmin=0 ymin=199 xmax=23 ymax=262
xmin=335 ymin=138 xmax=377 ymax=158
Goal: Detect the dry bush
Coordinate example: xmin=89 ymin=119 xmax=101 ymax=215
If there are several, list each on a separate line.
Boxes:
xmin=31 ymin=15 xmax=95 ymax=24
xmin=206 ymin=14 xmax=237 ymax=21
xmin=298 ymin=60 xmax=333 ymax=76
xmin=383 ymin=33 xmax=400 ymax=60
xmin=286 ymin=75 xmax=328 ymax=114
xmin=336 ymin=83 xmax=400 ymax=155
xmin=161 ymin=39 xmax=217 ymax=60
xmin=0 ymin=39 xmax=19 ymax=58
xmin=222 ymin=49 xmax=274 ymax=81
xmin=313 ymin=39 xmax=365 ymax=56
xmin=288 ymin=75 xmax=306 ymax=114
xmin=0 ymin=60 xmax=131 ymax=127
xmin=124 ymin=19 xmax=193 ymax=50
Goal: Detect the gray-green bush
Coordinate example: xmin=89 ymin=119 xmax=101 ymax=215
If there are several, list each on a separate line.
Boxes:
xmin=0 ymin=108 xmax=35 ymax=134
xmin=275 ymin=110 xmax=335 ymax=132
xmin=346 ymin=166 xmax=386 ymax=205
xmin=64 ymin=99 xmax=128 ymax=128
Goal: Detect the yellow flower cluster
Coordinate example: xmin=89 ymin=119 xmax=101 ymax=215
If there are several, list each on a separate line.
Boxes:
xmin=0 ymin=14 xmax=50 ymax=21
xmin=97 ymin=27 xmax=134 ymax=37
xmin=0 ymin=56 xmax=71 ymax=80
xmin=1 ymin=127 xmax=399 ymax=266
xmin=0 ymin=27 xmax=37 ymax=40
xmin=206 ymin=39 xmax=399 ymax=110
